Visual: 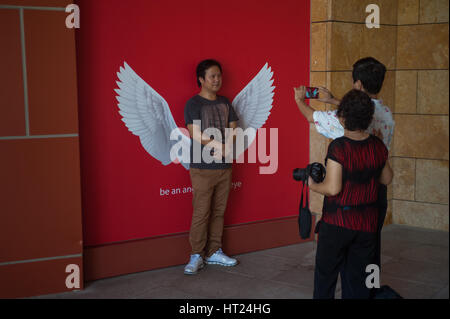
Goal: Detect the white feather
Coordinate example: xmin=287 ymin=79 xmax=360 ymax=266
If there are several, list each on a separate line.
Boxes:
xmin=115 ymin=62 xmax=191 ymax=169
xmin=232 ymin=63 xmax=275 ymax=158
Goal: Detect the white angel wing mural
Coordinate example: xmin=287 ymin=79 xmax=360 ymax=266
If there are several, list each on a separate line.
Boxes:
xmin=115 ymin=62 xmax=191 ymax=170
xmin=232 ymin=63 xmax=275 ymax=159
xmin=115 ymin=62 xmax=275 ymax=170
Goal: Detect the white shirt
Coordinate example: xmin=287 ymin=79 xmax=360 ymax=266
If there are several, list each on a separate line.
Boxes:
xmin=312 ymin=99 xmax=395 ymax=149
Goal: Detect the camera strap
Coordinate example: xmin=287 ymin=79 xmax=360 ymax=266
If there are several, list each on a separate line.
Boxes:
xmin=298 ymin=181 xmax=312 ymax=239
xmin=299 ymin=181 xmax=309 ymax=210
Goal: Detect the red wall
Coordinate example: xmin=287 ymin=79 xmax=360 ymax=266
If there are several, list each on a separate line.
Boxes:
xmin=76 ymin=0 xmax=311 ymax=247
xmin=0 ymin=0 xmax=83 ymax=298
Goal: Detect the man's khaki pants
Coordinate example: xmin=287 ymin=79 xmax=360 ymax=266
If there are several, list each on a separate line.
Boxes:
xmin=189 ymin=167 xmax=232 ymax=258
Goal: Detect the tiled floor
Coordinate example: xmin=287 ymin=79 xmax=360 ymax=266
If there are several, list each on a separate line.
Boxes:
xmin=33 ymin=224 xmax=449 ymax=299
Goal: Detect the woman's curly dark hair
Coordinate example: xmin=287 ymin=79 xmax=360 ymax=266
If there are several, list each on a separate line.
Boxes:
xmin=337 ymin=89 xmax=374 ymax=131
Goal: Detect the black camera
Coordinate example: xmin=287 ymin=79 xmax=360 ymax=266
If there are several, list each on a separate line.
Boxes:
xmin=293 ymin=162 xmax=326 ymax=184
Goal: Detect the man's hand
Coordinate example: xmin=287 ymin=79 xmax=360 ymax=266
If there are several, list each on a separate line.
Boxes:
xmin=211 ymin=145 xmax=223 ymax=161
xmin=294 ymin=86 xmax=306 ymax=103
xmin=317 ymin=87 xmax=340 ymax=105
xmin=211 ymin=144 xmax=232 ymax=161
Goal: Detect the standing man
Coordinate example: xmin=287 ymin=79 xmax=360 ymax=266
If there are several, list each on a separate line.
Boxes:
xmin=183 ymin=59 xmax=239 ymax=275
xmin=294 ymin=57 xmax=395 ymax=297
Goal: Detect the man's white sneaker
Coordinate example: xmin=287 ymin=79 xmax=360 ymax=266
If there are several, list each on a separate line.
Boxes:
xmin=205 ymin=248 xmax=238 ymax=266
xmin=184 ymin=254 xmax=204 ymax=275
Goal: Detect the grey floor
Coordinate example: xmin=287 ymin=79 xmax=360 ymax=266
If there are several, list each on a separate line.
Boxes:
xmin=34 ymin=224 xmax=449 ymax=299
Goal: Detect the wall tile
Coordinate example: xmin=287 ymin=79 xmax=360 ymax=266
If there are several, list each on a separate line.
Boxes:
xmin=373 ymin=0 xmax=399 ymax=25
xmin=24 ymin=10 xmax=79 ymax=135
xmin=0 ymin=9 xmax=26 ymax=137
xmin=0 ymin=256 xmax=83 ymax=298
xmin=417 ymin=70 xmax=449 ymax=115
xmin=378 ymin=70 xmax=395 ymax=111
xmin=416 ymin=159 xmax=449 ymax=204
xmin=311 ymin=22 xmax=327 ymax=71
xmin=329 ymin=71 xmax=353 ymax=98
xmin=331 ymin=0 xmax=398 ymax=25
xmin=331 ymin=0 xmax=365 ymax=23
xmin=0 ymin=138 xmax=83 ymax=262
xmin=329 ymin=22 xmax=362 ymax=71
xmin=309 ymin=71 xmax=327 ymax=110
xmin=395 ymin=70 xmax=417 ymax=114
xmin=311 ymin=0 xmax=330 ymax=22
xmin=384 ymin=199 xmax=393 ymax=225
xmin=387 ymin=182 xmax=393 ymax=200
xmin=392 ymin=157 xmax=416 ymax=200
xmin=393 ymin=114 xmax=449 ymax=160
xmin=397 ymin=0 xmax=420 ymax=25
xmin=361 ymin=25 xmax=397 ymax=70
xmin=392 ymin=200 xmax=449 ymax=231
xmin=419 ymin=0 xmax=449 ymax=23
xmin=397 ymin=24 xmax=449 ymax=69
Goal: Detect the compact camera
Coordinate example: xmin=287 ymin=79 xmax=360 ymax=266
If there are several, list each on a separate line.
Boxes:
xmin=305 ymin=87 xmax=319 ymax=99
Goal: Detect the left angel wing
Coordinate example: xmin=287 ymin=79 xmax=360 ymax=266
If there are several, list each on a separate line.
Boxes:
xmin=115 ymin=62 xmax=191 ymax=170
xmin=232 ymin=63 xmax=275 ymax=158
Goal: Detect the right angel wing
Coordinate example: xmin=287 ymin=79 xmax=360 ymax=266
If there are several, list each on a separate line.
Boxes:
xmin=232 ymin=63 xmax=275 ymax=158
xmin=115 ymin=62 xmax=191 ymax=170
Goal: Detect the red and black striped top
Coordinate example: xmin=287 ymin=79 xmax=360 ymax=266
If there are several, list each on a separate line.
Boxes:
xmin=322 ymin=135 xmax=388 ymax=233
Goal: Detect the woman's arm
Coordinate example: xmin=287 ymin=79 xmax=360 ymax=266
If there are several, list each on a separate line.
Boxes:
xmin=309 ymin=159 xmax=342 ymax=197
xmin=379 ymin=160 xmax=393 ymax=185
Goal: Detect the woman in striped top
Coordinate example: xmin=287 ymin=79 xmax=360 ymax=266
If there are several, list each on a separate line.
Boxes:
xmin=309 ymin=89 xmax=393 ymax=299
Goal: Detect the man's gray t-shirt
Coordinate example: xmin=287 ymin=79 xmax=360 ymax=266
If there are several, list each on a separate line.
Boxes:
xmin=184 ymin=95 xmax=239 ymax=169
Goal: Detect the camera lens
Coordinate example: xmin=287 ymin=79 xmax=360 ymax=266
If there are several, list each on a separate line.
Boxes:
xmin=308 ymin=163 xmax=326 ymax=183
xmin=293 ymin=168 xmax=307 ymax=182
xmin=293 ymin=163 xmax=326 ymax=183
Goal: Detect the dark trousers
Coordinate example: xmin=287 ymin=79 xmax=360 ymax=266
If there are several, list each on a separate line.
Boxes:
xmin=374 ymin=184 xmax=388 ymax=268
xmin=339 ymin=185 xmax=388 ymax=298
xmin=313 ymin=222 xmax=377 ymax=299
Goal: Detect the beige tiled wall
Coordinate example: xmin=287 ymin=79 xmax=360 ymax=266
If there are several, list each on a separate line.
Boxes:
xmin=309 ymin=0 xmax=449 ymax=231
xmin=394 ymin=0 xmax=449 ymax=231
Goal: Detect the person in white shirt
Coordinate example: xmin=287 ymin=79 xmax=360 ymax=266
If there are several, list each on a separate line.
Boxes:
xmin=294 ymin=57 xmax=394 ymax=298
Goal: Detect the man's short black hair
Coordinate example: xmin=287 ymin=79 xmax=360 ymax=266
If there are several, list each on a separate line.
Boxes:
xmin=337 ymin=89 xmax=374 ymax=131
xmin=352 ymin=57 xmax=386 ymax=95
xmin=196 ymin=59 xmax=222 ymax=87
